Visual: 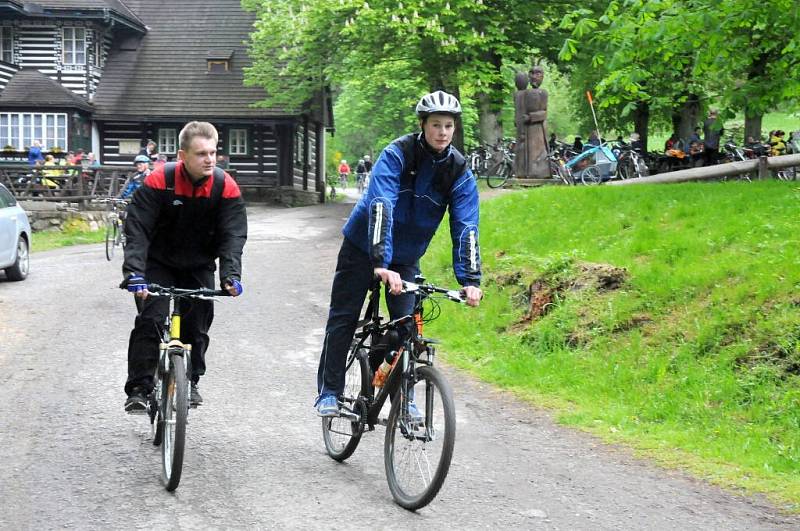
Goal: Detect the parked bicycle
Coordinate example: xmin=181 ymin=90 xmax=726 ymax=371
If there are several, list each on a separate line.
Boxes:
xmin=613 ymin=145 xmax=649 ymax=180
xmin=548 ymin=150 xmax=574 ymax=185
xmin=467 ymin=144 xmax=492 ymax=178
xmin=484 ymin=139 xmax=515 ymax=188
xmin=321 ymin=276 xmax=463 ymax=510
xmin=92 ymin=197 xmax=128 ymax=260
xmin=123 ymin=283 xmax=230 ymax=491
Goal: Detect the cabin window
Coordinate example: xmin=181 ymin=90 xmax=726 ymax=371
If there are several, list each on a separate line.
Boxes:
xmin=158 ymin=128 xmax=177 ymax=154
xmin=0 ymin=112 xmax=66 ymax=151
xmin=0 ymin=27 xmax=13 ymax=64
xmin=229 ymin=129 xmax=247 ymax=155
xmin=63 ymin=27 xmax=86 ymax=66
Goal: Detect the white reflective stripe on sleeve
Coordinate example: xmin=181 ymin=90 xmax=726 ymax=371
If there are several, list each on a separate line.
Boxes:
xmin=373 ymin=202 xmax=384 ymax=245
xmin=469 ymin=229 xmax=477 ymax=271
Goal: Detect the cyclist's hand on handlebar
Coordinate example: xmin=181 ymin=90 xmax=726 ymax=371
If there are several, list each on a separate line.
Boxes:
xmin=223 ymin=278 xmax=243 ymax=297
xmin=462 ymin=285 xmax=483 ymax=307
xmin=374 ymin=267 xmax=403 ymax=295
xmin=123 ymin=274 xmax=149 ymax=299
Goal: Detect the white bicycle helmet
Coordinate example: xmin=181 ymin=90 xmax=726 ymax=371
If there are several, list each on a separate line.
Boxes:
xmin=415 ymin=90 xmax=462 ymax=118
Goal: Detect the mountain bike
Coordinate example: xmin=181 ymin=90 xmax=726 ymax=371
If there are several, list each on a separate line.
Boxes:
xmin=126 ymin=283 xmax=230 ymax=491
xmin=93 ymin=197 xmax=128 ymax=260
xmin=485 ymin=140 xmax=515 ymax=188
xmin=321 ymin=276 xmax=463 ymax=510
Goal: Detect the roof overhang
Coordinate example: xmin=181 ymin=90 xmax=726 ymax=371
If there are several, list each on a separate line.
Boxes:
xmin=0 ymin=2 xmax=147 ymax=34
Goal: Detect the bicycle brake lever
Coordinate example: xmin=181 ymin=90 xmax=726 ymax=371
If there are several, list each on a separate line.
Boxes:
xmin=446 ymin=290 xmax=465 ymax=303
xmin=401 ymin=281 xmax=419 ymax=293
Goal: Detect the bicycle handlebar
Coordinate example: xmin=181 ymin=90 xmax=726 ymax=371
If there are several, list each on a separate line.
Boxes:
xmin=401 ymin=281 xmax=465 ymax=303
xmin=120 ymin=283 xmax=231 ymax=298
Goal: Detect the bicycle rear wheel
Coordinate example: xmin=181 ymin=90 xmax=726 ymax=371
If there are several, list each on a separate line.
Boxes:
xmin=322 ymin=345 xmax=368 ymax=461
xmin=485 ymin=162 xmax=509 ymax=188
xmin=105 ymin=220 xmax=117 ymax=261
xmin=384 ymin=365 xmax=455 ymax=511
xmin=161 ymin=353 xmax=188 ymax=491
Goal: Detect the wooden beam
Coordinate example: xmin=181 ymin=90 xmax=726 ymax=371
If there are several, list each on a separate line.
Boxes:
xmin=607 ymin=154 xmax=800 ymax=185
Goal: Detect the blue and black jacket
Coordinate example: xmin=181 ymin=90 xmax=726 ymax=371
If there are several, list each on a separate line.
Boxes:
xmin=342 ymin=132 xmax=481 ymax=287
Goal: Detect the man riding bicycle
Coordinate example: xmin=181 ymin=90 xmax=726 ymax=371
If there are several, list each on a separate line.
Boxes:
xmin=121 ymin=121 xmax=247 ymax=412
xmin=315 ymin=90 xmax=483 ymax=417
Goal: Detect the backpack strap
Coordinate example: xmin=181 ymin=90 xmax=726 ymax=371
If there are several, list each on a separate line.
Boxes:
xmin=163 ymin=162 xmax=178 ymax=190
xmin=163 ymin=162 xmax=226 ymax=204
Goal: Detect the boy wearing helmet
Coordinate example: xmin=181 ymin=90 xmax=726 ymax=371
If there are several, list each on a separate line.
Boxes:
xmin=315 ymin=90 xmax=483 ymax=416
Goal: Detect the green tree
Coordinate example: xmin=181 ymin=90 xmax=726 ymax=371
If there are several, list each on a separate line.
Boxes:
xmin=243 ymin=0 xmax=569 ymax=154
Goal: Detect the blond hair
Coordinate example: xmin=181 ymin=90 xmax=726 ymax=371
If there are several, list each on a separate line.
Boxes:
xmin=179 ymin=121 xmax=218 ymax=152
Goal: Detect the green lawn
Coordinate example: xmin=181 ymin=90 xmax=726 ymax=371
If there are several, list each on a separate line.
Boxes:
xmin=422 ymin=180 xmax=800 ymax=509
xmin=31 ymin=227 xmax=104 ymax=253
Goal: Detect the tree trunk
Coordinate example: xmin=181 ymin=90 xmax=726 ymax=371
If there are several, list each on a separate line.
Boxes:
xmin=743 ymin=55 xmax=766 ymax=144
xmin=676 ymin=93 xmax=700 ymax=142
xmin=744 ymin=111 xmax=763 ymax=144
xmin=476 ymin=51 xmax=505 ymax=148
xmin=477 ymin=92 xmax=502 ymax=147
xmin=632 ymin=101 xmax=650 ymax=151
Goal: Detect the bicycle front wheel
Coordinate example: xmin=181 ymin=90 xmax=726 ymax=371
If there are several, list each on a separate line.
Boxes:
xmin=161 ymin=353 xmax=188 ymax=491
xmin=105 ymin=221 xmax=117 ymax=261
xmin=322 ymin=345 xmax=368 ymax=461
xmin=384 ymin=365 xmax=455 ymax=511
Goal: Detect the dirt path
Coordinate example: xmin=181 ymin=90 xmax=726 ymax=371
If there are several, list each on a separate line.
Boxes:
xmin=0 ymin=198 xmax=797 ymax=529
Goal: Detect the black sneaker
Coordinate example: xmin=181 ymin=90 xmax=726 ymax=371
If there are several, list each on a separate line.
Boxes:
xmin=190 ymin=383 xmax=203 ymax=406
xmin=124 ymin=389 xmax=148 ymax=414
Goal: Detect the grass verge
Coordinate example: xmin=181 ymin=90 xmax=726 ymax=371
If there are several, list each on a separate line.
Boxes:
xmin=32 ymin=228 xmax=104 ymax=253
xmin=423 ymin=180 xmax=800 ymax=509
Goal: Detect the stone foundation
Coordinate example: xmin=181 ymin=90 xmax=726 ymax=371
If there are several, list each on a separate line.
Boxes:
xmin=20 ymin=201 xmax=104 ymax=233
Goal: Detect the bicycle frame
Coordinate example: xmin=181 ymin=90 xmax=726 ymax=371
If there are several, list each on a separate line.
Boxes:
xmin=340 ymin=278 xmax=458 ymax=429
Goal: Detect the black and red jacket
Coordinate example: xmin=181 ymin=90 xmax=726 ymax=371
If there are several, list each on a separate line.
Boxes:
xmin=122 ymin=161 xmax=247 ymax=287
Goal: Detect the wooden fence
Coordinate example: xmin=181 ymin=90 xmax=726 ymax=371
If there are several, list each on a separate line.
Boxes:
xmin=0 ymin=163 xmax=131 ymax=202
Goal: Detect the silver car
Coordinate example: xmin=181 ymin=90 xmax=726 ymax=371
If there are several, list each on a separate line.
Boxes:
xmin=0 ymin=183 xmax=31 ymax=281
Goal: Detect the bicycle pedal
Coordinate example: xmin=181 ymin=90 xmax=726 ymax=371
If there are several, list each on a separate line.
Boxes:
xmin=126 ymin=409 xmax=148 ymax=416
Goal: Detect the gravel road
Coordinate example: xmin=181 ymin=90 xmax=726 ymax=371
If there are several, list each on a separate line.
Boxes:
xmin=0 ymin=196 xmax=797 ymax=530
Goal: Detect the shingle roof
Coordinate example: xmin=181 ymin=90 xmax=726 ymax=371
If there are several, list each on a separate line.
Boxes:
xmin=93 ymin=0 xmax=289 ymax=120
xmin=0 ymin=68 xmax=93 ymax=112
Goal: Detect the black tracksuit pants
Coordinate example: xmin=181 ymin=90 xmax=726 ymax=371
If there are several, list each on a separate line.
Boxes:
xmin=124 ymin=261 xmax=215 ymax=395
xmin=317 ymin=237 xmax=418 ymax=396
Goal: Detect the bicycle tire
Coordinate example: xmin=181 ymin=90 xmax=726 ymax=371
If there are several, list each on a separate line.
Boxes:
xmin=617 ymin=157 xmax=632 ymax=180
xmin=105 ymin=221 xmax=116 ymax=261
xmin=161 ymin=353 xmax=188 ymax=491
xmin=152 ymin=385 xmax=164 ymax=446
xmin=116 ymin=220 xmax=125 ymax=249
xmin=384 ymin=365 xmax=456 ymax=511
xmin=557 ymin=163 xmax=573 ymax=185
xmin=485 ymin=162 xmax=509 ymax=188
xmin=322 ymin=346 xmax=368 ymax=461
xmin=634 ymin=156 xmax=649 ymax=178
xmin=580 ymin=166 xmax=603 ymax=185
